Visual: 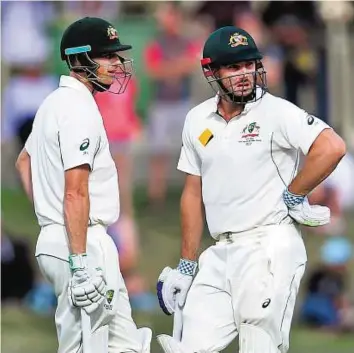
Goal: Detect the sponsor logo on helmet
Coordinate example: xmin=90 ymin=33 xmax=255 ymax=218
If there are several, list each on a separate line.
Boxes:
xmin=107 ymin=26 xmax=118 ymax=40
xmin=229 ymin=33 xmax=248 ymax=48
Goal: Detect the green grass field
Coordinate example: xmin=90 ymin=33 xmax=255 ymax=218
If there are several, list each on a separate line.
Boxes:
xmin=2 ymin=187 xmax=354 ymax=353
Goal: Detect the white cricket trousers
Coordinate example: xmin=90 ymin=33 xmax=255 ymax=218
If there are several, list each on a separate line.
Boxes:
xmin=35 ymin=224 xmax=143 ymax=353
xmin=181 ymin=224 xmax=307 ymax=353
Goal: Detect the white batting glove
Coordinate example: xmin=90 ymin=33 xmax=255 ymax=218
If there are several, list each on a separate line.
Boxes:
xmin=156 ymin=259 xmax=197 ymax=315
xmin=68 ymin=254 xmax=107 ymax=314
xmin=283 ymin=188 xmax=330 ymax=227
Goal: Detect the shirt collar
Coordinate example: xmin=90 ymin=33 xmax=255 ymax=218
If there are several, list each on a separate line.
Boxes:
xmin=59 ymin=75 xmax=94 ymax=97
xmin=210 ymin=86 xmax=264 ymax=118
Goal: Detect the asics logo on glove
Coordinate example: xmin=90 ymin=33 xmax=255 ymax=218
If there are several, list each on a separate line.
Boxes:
xmin=283 ymin=188 xmax=330 ymax=227
xmin=156 ymin=259 xmax=197 ymax=315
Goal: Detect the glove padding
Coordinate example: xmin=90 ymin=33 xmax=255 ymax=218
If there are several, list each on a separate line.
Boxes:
xmin=68 ymin=268 xmax=106 ymax=314
xmin=288 ymin=197 xmax=330 ymax=226
xmin=283 ymin=188 xmax=330 ymax=227
xmin=156 ymin=267 xmax=193 ymax=315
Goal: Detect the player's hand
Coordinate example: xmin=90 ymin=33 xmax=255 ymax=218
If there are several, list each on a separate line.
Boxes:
xmin=156 ymin=259 xmax=197 ymax=315
xmin=68 ymin=268 xmax=106 ymax=314
xmin=283 ymin=188 xmax=330 ymax=226
xmin=68 ymin=254 xmax=107 ymax=314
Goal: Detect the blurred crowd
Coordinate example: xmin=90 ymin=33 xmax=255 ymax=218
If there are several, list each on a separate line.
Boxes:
xmin=1 ymin=0 xmax=354 ymax=331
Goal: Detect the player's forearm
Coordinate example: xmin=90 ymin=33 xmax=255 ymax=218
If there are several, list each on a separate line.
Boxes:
xmin=289 ymin=130 xmax=346 ymax=196
xmin=15 ymin=148 xmax=33 ymax=201
xmin=18 ymin=166 xmax=33 ymax=202
xmin=64 ymin=191 xmax=90 ymax=254
xmin=180 ymin=190 xmax=204 ymax=261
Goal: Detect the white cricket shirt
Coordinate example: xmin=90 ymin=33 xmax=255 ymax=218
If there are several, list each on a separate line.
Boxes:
xmin=25 ymin=75 xmax=119 ymax=227
xmin=177 ymin=89 xmax=331 ymax=238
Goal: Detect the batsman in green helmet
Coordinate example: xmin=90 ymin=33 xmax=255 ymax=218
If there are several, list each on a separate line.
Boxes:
xmin=60 ymin=17 xmax=133 ymax=94
xmin=155 ymin=25 xmax=346 ymax=353
xmin=15 ymin=17 xmax=153 ymax=353
xmin=201 ymin=26 xmax=266 ymax=104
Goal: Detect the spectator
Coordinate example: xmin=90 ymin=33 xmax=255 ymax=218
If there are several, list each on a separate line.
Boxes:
xmin=95 ymin=77 xmax=141 ymax=224
xmin=95 ymin=79 xmax=157 ymax=312
xmin=1 ymin=227 xmax=35 ymax=302
xmin=1 ymin=1 xmax=54 ymax=67
xmin=60 ymin=1 xmax=121 ymax=23
xmin=194 ymin=1 xmax=251 ymax=30
xmin=1 ymin=64 xmax=58 ymax=150
xmin=301 ymin=236 xmax=354 ymax=332
xmin=144 ymin=2 xmax=200 ymax=207
xmin=1 ymin=1 xmax=57 ymax=151
xmin=234 ymin=10 xmax=284 ymax=93
xmin=261 ymin=1 xmax=327 ymax=120
xmin=107 ymin=219 xmax=157 ymax=312
xmin=1 ymin=222 xmax=56 ymax=315
xmin=262 ymin=1 xmax=320 ymax=29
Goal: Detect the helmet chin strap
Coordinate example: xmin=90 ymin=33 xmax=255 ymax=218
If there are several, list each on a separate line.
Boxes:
xmin=217 ymin=80 xmax=256 ymax=104
xmin=91 ymin=80 xmax=111 ymax=92
xmin=67 ymin=52 xmax=132 ymax=94
xmin=203 ymin=59 xmax=267 ymax=104
xmin=72 ymin=68 xmax=112 ymax=93
xmin=68 ymin=53 xmax=114 ymax=91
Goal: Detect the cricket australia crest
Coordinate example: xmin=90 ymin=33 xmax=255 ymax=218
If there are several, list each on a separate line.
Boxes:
xmin=229 ymin=33 xmax=248 ymax=48
xmin=107 ymin=26 xmax=118 ymax=40
xmin=239 ymin=122 xmax=261 ymax=145
xmin=104 ymin=289 xmax=114 ymax=310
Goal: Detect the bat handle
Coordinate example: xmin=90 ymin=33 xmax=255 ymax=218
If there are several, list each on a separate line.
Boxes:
xmin=173 ymin=293 xmax=183 ymax=341
xmin=81 ymin=310 xmax=92 ymax=353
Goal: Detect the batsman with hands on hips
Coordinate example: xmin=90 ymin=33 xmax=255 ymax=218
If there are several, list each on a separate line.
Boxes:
xmin=15 ymin=17 xmax=152 ymax=353
xmin=156 ymin=26 xmax=346 ymax=353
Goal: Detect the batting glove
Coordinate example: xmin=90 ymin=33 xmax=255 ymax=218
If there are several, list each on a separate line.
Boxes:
xmin=156 ymin=259 xmax=197 ymax=315
xmin=68 ymin=253 xmax=107 ymax=314
xmin=283 ymin=188 xmax=330 ymax=227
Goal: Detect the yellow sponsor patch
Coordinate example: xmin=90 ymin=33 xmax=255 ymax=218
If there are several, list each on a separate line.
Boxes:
xmin=198 ymin=129 xmax=214 ymax=146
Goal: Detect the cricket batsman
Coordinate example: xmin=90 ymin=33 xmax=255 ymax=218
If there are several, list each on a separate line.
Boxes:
xmin=156 ymin=26 xmax=346 ymax=353
xmin=15 ymin=17 xmax=151 ymax=353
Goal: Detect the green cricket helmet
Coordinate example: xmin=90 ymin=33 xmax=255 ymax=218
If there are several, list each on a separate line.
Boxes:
xmin=201 ymin=26 xmax=267 ymax=104
xmin=60 ymin=17 xmax=133 ymax=94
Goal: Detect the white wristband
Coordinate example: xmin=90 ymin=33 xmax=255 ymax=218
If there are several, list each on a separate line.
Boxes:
xmin=69 ymin=253 xmax=88 ymax=272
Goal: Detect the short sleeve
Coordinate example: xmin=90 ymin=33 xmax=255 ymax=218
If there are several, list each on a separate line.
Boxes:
xmin=177 ymin=113 xmax=201 ymax=176
xmin=276 ymin=101 xmax=331 ymax=155
xmin=59 ymin=107 xmax=100 ymax=171
xmin=24 ymin=132 xmax=33 ymax=155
